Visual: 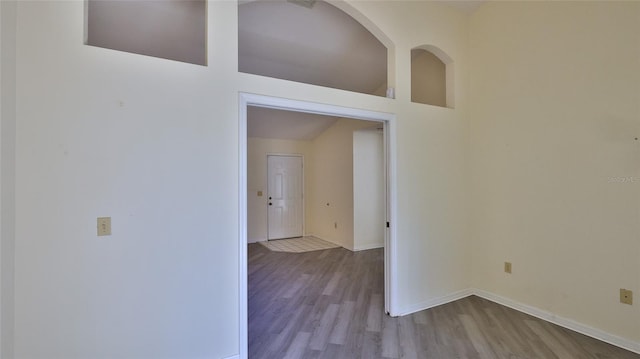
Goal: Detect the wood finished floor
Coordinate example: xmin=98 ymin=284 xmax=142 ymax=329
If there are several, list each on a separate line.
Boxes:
xmin=248 ymin=243 xmax=640 ymax=359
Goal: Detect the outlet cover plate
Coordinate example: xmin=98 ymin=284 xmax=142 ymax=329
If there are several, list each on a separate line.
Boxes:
xmin=620 ymin=289 xmax=633 ymax=305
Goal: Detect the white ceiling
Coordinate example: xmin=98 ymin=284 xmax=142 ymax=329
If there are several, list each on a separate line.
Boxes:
xmin=248 ymin=107 xmax=341 ymax=141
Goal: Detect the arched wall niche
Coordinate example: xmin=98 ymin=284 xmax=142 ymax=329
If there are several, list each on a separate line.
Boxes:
xmin=327 ymin=0 xmax=396 ymax=92
xmin=238 ymin=0 xmax=395 ymax=97
xmin=411 ymin=44 xmax=455 ymax=108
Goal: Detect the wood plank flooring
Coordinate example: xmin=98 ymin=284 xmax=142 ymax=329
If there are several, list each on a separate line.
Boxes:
xmin=248 ymin=243 xmax=640 ymax=359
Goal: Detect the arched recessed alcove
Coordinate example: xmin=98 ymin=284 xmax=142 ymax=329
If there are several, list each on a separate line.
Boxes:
xmin=411 ymin=45 xmax=454 ymax=108
xmin=238 ymin=0 xmax=392 ymax=97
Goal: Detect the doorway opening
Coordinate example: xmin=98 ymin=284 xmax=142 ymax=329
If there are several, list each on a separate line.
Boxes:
xmin=239 ymin=93 xmax=397 ymax=358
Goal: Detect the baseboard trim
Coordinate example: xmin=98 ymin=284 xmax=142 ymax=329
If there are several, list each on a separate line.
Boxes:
xmin=397 ymin=288 xmax=474 ymax=316
xmin=222 ymin=354 xmax=239 ymax=359
xmin=472 ymin=289 xmax=640 ymax=355
xmin=396 ymin=288 xmax=640 ymax=354
xmin=353 ymin=243 xmax=383 ymax=251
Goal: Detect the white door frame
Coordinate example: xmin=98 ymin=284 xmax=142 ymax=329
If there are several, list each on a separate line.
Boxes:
xmin=238 ymin=92 xmax=398 ymax=359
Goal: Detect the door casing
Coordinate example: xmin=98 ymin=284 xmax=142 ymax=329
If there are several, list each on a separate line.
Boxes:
xmin=239 ymin=93 xmax=398 ymax=359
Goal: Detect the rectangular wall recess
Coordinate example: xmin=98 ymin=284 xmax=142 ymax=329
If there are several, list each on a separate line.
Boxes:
xmin=86 ymin=0 xmax=207 ymax=66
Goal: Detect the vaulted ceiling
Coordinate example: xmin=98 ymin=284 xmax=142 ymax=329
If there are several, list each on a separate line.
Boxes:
xmin=240 ymin=0 xmax=484 ymax=140
xmin=240 ymin=0 xmax=388 ymax=139
xmin=239 ymin=0 xmax=388 ymax=96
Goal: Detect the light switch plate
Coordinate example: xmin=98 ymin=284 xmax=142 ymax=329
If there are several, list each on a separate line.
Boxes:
xmin=504 ymin=262 xmax=512 ymax=274
xmin=97 ymin=217 xmax=111 ymax=236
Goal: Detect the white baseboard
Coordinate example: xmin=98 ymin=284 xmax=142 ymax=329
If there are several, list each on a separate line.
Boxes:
xmin=472 ymin=289 xmax=640 ymax=355
xmin=247 ymin=237 xmax=266 ymax=243
xmin=222 ymin=355 xmax=239 ymax=359
xmin=397 ymin=288 xmax=474 ymax=316
xmin=308 ymin=235 xmax=382 ymax=252
xmin=395 ymin=288 xmax=639 ymax=354
xmin=353 ymin=242 xmax=384 ymax=251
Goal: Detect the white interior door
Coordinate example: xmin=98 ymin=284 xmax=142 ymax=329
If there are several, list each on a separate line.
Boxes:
xmin=267 ymin=155 xmax=303 ymax=240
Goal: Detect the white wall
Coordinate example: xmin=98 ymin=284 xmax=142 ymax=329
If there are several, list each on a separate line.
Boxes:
xmin=247 ymin=137 xmax=312 ymax=242
xmin=9 ymin=0 xmax=470 ymax=357
xmin=14 ymin=2 xmax=239 ymax=358
xmin=374 ymin=2 xmax=470 ymax=313
xmin=469 ymin=1 xmax=640 ymax=346
xmin=309 ymin=118 xmax=375 ymax=250
xmin=0 ymin=1 xmax=17 ymax=357
xmin=353 ymin=129 xmax=385 ymax=251
xmin=10 ymin=1 xmax=636 ymax=356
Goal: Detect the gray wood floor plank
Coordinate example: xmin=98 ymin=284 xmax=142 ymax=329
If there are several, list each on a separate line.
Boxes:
xmin=361 ymin=331 xmax=381 ymax=359
xmin=248 ymin=243 xmax=640 ymax=359
xmin=397 ymin=315 xmax=419 ymax=359
xmin=322 ymin=271 xmax=341 ymax=296
xmin=283 ymin=332 xmax=311 ymax=359
xmin=268 ymin=304 xmax=310 ymax=354
xmin=366 ymin=293 xmax=383 ymax=332
xmin=459 ymin=313 xmax=498 ymax=359
xmin=309 ymin=303 xmax=340 ymax=350
xmin=526 ymin=320 xmax=575 ymax=358
xmin=328 ymin=300 xmax=355 ymax=345
xmin=283 ymin=273 xmax=310 ymax=299
xmin=381 ymin=314 xmax=400 ymax=358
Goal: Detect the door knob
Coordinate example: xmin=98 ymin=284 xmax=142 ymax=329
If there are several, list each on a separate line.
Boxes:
xmin=269 ymin=202 xmax=272 ymax=206
xmin=269 ymin=196 xmax=272 ymax=200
